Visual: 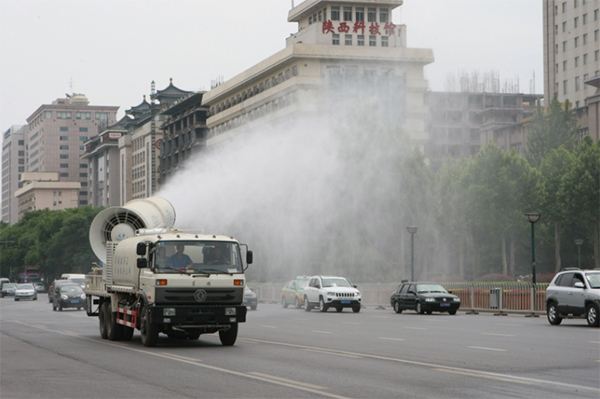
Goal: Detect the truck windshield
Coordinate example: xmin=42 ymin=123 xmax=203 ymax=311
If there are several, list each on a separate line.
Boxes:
xmin=152 ymin=241 xmax=243 ymax=274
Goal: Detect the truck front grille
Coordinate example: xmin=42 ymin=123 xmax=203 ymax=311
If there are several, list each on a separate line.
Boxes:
xmin=155 ymin=287 xmax=243 ymax=305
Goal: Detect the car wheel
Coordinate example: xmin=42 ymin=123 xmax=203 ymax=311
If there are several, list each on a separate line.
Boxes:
xmin=336 ymin=307 xmax=343 ymax=313
xmin=352 ymin=305 xmax=361 ymax=313
xmin=219 ymin=324 xmax=238 ymax=346
xmin=282 ymin=297 xmax=288 ymax=308
xmin=140 ymin=307 xmax=158 ymax=347
xmin=546 ymin=302 xmax=562 ymax=325
xmin=448 ymin=309 xmax=457 ymax=315
xmin=393 ymin=301 xmax=403 ymax=314
xmin=416 ymin=302 xmax=424 ymax=314
xmin=586 ymin=303 xmax=600 ymax=327
xmin=319 ymin=297 xmax=327 ymax=312
xmin=52 ymin=303 xmax=57 ymax=311
xmin=426 ymin=310 xmax=433 ymax=315
xmin=304 ymin=296 xmax=312 ymax=312
xmin=98 ymin=302 xmax=108 ymax=339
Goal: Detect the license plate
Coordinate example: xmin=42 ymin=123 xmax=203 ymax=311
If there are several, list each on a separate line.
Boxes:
xmin=341 ymin=300 xmax=350 ymax=304
xmin=70 ymin=299 xmax=80 ymax=304
xmin=440 ymin=303 xmax=450 ymax=307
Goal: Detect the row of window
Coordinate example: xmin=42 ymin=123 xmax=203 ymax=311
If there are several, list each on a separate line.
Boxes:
xmin=54 ymin=111 xmax=109 ymax=121
xmin=556 ymin=50 xmax=599 ymax=71
xmin=332 ymin=33 xmax=389 ymax=47
xmin=559 ymin=71 xmax=600 ymax=97
xmin=557 ymin=29 xmax=599 ymax=53
xmin=58 ymin=127 xmax=89 ymax=132
xmin=559 ymin=0 xmax=594 ymax=14
xmin=308 ymin=6 xmax=389 ymax=25
xmin=555 ymin=9 xmax=599 ymax=34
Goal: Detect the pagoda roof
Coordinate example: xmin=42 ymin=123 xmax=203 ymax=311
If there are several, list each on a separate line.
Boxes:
xmin=152 ymin=78 xmax=193 ymax=101
xmin=126 ymin=96 xmax=151 ymax=117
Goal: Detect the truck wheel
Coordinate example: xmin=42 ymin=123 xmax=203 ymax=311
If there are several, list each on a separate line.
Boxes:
xmin=219 ymin=324 xmax=238 ymax=346
xmin=140 ymin=308 xmax=158 ymax=347
xmin=98 ymin=302 xmax=108 ymax=339
xmin=449 ymin=310 xmax=457 ymax=315
xmin=121 ymin=326 xmax=134 ymax=341
xmin=105 ymin=305 xmax=123 ymax=341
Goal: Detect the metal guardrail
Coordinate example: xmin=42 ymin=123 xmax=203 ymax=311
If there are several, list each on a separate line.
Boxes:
xmin=248 ymin=281 xmax=549 ymax=314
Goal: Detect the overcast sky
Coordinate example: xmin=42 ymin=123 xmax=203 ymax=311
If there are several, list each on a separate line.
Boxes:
xmin=0 ymin=0 xmax=542 ymax=132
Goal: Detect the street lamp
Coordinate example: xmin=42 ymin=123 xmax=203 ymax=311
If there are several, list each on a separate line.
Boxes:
xmin=574 ymin=239 xmax=584 ymax=268
xmin=406 ymin=226 xmax=418 ymax=281
xmin=525 ymin=212 xmax=541 ymax=317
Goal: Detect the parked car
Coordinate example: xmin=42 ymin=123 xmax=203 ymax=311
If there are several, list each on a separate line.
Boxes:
xmin=390 ymin=282 xmax=460 ymax=315
xmin=281 ymin=276 xmax=310 ymax=308
xmin=49 ymin=280 xmax=80 ymax=303
xmin=243 ymin=286 xmax=258 ymax=310
xmin=303 ymin=275 xmax=361 ymax=313
xmin=546 ymin=268 xmax=600 ymax=327
xmin=33 ymin=282 xmax=46 ymax=293
xmin=14 ymin=283 xmax=38 ymax=301
xmin=1 ymin=283 xmax=17 ymax=298
xmin=53 ymin=284 xmax=85 ymax=311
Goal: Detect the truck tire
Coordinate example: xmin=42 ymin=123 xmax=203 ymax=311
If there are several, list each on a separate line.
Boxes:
xmin=140 ymin=308 xmax=158 ymax=347
xmin=219 ymin=323 xmax=238 ymax=346
xmin=121 ymin=326 xmax=134 ymax=341
xmin=105 ymin=304 xmax=123 ymax=341
xmin=98 ymin=302 xmax=108 ymax=339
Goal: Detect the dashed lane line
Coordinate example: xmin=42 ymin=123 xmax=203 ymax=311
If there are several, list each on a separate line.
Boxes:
xmin=249 ymin=372 xmax=326 ymax=390
xmin=312 ymin=330 xmax=333 ymax=334
xmin=302 ymin=348 xmax=363 ymax=359
xmin=377 ymin=337 xmax=405 ymax=342
xmin=467 ymin=346 xmax=507 ymax=352
xmin=481 ymin=333 xmax=517 ymax=337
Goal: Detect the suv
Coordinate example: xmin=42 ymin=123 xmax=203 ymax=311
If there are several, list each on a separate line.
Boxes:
xmin=303 ymin=275 xmax=361 ymax=313
xmin=546 ymin=269 xmax=600 ymax=327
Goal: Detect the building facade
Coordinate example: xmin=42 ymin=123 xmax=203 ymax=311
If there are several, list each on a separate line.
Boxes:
xmin=14 ymin=172 xmax=80 ymax=221
xmin=202 ymin=0 xmax=433 ymax=149
xmin=25 ymin=94 xmax=118 ymax=206
xmin=1 ymin=125 xmax=27 ymax=224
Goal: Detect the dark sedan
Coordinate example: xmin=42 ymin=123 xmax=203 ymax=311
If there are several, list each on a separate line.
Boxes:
xmin=52 ymin=285 xmax=86 ymax=311
xmin=390 ymin=282 xmax=460 ymax=315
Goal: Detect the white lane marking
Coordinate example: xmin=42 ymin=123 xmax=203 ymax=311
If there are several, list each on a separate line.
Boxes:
xmin=162 ymin=352 xmax=203 ymax=362
xmin=402 ymin=327 xmax=426 ymax=330
xmin=467 ymin=346 xmax=507 ymax=352
xmin=377 ymin=337 xmax=405 ymax=342
xmin=260 ymin=325 xmax=277 ymax=329
xmin=433 ymin=368 xmax=533 ymax=385
xmin=589 ymin=341 xmax=600 ymax=344
xmin=241 ymin=337 xmax=600 ymax=394
xmin=312 ymin=330 xmax=332 ymax=334
xmin=302 ymin=348 xmax=363 ymax=359
xmin=482 ymin=333 xmax=516 ymax=337
xmin=8 ymin=321 xmax=350 ymax=399
xmin=249 ymin=372 xmax=325 ymax=390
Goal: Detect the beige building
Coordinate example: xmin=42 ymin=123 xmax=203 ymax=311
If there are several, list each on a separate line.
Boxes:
xmin=25 ymin=94 xmax=118 ymax=206
xmin=14 ymin=172 xmax=80 ymax=221
xmin=203 ymin=0 xmax=433 ymax=148
xmin=543 ymin=0 xmax=600 ymax=109
xmin=1 ymin=125 xmax=27 ymax=224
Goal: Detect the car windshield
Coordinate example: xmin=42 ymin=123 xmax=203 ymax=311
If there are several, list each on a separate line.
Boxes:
xmin=60 ymin=285 xmax=83 ymax=295
xmin=322 ymin=278 xmax=351 ymax=288
xmin=417 ymin=284 xmax=448 ymax=293
xmin=153 ymin=240 xmax=243 ymax=274
xmin=16 ymin=283 xmax=34 ymax=290
xmin=586 ymin=272 xmax=600 ymax=289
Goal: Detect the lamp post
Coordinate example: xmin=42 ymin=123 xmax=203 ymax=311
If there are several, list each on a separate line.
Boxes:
xmin=406 ymin=226 xmax=418 ymax=281
xmin=574 ymin=239 xmax=584 ymax=268
xmin=525 ymin=212 xmax=540 ymax=317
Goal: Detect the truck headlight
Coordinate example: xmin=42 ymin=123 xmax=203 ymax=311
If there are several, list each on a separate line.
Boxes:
xmin=225 ymin=307 xmax=236 ymax=316
xmin=425 ymin=298 xmax=435 ymax=302
xmin=163 ymin=308 xmax=176 ymax=316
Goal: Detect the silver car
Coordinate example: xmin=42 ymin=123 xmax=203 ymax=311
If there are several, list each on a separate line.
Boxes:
xmin=14 ymin=283 xmax=38 ymax=301
xmin=546 ymin=269 xmax=600 ymax=327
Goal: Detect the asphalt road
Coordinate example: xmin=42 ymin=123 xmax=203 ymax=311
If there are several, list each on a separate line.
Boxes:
xmin=1 ymin=296 xmax=599 ymax=399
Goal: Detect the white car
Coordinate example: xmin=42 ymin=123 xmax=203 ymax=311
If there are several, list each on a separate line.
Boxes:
xmin=14 ymin=283 xmax=38 ymax=301
xmin=303 ymin=275 xmax=361 ymax=313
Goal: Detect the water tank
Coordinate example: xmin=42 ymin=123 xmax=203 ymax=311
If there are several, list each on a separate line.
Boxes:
xmin=89 ymin=197 xmax=176 ymax=263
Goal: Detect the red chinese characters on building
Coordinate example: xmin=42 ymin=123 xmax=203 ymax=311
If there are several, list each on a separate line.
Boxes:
xmin=369 ymin=22 xmax=381 ymax=35
xmin=338 ymin=22 xmax=350 ymax=33
xmin=353 ymin=20 xmax=366 ymax=34
xmin=384 ymin=22 xmax=397 ymax=36
xmin=322 ymin=19 xmax=334 ymax=34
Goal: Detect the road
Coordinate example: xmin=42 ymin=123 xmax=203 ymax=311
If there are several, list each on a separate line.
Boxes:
xmin=1 ymin=296 xmax=599 ymax=399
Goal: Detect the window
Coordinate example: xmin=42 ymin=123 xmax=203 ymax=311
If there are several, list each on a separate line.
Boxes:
xmin=595 ymin=50 xmax=599 ymax=61
xmin=343 ymin=6 xmax=352 ymax=21
xmin=574 ymin=36 xmax=579 ymax=47
xmin=563 ymin=40 xmax=567 ymax=51
xmin=562 ymin=2 xmax=566 ymax=13
xmin=79 ymin=173 xmax=87 ymax=178
xmin=595 ymin=9 xmax=599 ymax=21
xmin=575 ymin=56 xmax=579 ymax=67
xmin=583 ymin=13 xmax=587 ymax=24
xmin=57 ymin=112 xmax=71 ymax=119
xmin=60 ymin=163 xmax=68 ymax=168
xmin=368 ymin=7 xmax=376 ymax=22
xmin=59 ymin=135 xmax=68 ymax=141
xmin=76 ymin=112 xmax=91 ymax=120
xmin=574 ymin=16 xmax=578 ymax=28
xmin=79 ymin=127 xmax=88 ymax=132
xmin=332 ymin=33 xmax=340 ymax=45
xmin=380 ymin=8 xmax=389 ymax=23
xmin=79 ymin=163 xmax=87 ymax=169
xmin=563 ymin=79 xmax=568 ymax=94
xmin=18 ymin=150 xmax=24 ymax=156
xmin=355 ymin=7 xmax=364 ymax=21
xmin=583 ymin=33 xmax=587 ymax=44
xmin=59 ymin=145 xmax=69 ymax=150
xmin=18 ymin=140 xmax=24 ymax=145
xmin=575 ymin=76 xmax=580 ymax=91
xmin=44 ymin=111 xmax=52 ymax=119
xmin=357 ymin=34 xmax=364 ymax=46
xmin=80 ymin=136 xmax=88 ymax=142
xmin=369 ymin=35 xmax=376 ymax=46
xmin=95 ymin=112 xmax=108 ymax=121
xmin=595 ymin=29 xmax=599 ymax=41
xmin=318 ymin=10 xmax=322 ymax=22
xmin=562 ymin=21 xmax=566 ymax=32
xmin=574 ymin=0 xmax=578 ymax=7
xmin=345 ymin=34 xmax=352 ymax=45
xmin=381 ymin=36 xmax=389 ymax=47
xmin=60 ymin=154 xmax=68 ymax=159
xmin=18 ymin=166 xmax=24 ymax=172
xmin=584 ymin=53 xmax=588 ymax=64
xmin=331 ymin=6 xmax=339 ymax=21
xmin=59 ymin=126 xmax=68 ymax=132
xmin=59 ymin=172 xmax=68 ymax=177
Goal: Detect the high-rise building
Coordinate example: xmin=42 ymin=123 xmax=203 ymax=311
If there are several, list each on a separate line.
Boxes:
xmin=25 ymin=94 xmax=118 ymax=206
xmin=1 ymin=125 xmax=27 ymax=224
xmin=14 ymin=172 xmax=80 ymax=221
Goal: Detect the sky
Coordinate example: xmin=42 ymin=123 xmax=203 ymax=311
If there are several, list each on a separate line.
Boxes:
xmin=0 ymin=0 xmax=543 ymax=133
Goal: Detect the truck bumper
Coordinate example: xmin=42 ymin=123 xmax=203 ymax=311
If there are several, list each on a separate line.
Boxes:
xmin=148 ymin=304 xmax=247 ymax=327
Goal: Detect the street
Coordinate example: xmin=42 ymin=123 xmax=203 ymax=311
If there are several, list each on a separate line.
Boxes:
xmin=1 ymin=296 xmax=599 ymax=399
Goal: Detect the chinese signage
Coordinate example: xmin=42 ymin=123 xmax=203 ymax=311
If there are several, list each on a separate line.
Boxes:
xmin=322 ymin=20 xmax=396 ymax=36
xmin=108 ymin=132 xmax=122 ymax=139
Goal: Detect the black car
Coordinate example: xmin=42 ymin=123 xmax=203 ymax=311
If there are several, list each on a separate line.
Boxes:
xmin=48 ymin=279 xmax=79 ymax=303
xmin=52 ymin=284 xmax=86 ymax=311
xmin=390 ymin=282 xmax=460 ymax=315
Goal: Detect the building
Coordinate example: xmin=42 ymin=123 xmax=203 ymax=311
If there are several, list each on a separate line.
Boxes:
xmin=543 ymin=0 xmax=600 ymax=141
xmin=14 ymin=172 xmax=80 ymax=221
xmin=585 ymin=75 xmax=600 ymax=141
xmin=159 ymin=91 xmax=208 ymax=184
xmin=426 ymin=92 xmax=542 ymax=167
xmin=1 ymin=125 xmax=27 ymax=224
xmin=25 ymin=94 xmax=118 ymax=206
xmin=202 ymin=0 xmax=433 ymax=148
xmin=118 ymin=80 xmax=192 ymax=203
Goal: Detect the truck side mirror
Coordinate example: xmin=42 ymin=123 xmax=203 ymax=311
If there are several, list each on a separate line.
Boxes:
xmin=137 ymin=258 xmax=148 ymax=269
xmin=246 ymin=250 xmax=253 ymax=265
xmin=136 ymin=242 xmax=147 ymax=256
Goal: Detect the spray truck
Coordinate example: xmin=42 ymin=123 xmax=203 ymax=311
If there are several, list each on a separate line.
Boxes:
xmin=84 ymin=197 xmax=253 ymax=347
